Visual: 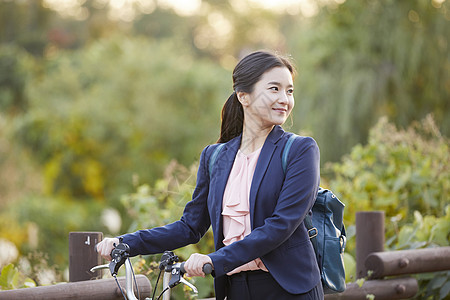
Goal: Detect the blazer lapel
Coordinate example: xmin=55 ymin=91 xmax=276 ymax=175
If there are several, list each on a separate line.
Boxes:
xmin=249 ymin=126 xmax=285 ymax=227
xmin=211 ymin=136 xmax=240 ymax=247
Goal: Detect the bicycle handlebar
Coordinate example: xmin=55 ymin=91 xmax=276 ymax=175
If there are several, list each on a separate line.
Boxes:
xmin=92 ymin=242 xmax=211 ymax=299
xmin=179 ymin=262 xmax=213 ymax=275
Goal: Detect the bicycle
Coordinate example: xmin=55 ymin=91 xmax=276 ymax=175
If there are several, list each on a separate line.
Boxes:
xmin=90 ymin=240 xmax=213 ymax=300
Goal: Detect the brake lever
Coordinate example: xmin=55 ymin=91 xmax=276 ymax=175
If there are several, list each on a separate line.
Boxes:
xmin=179 ymin=277 xmax=198 ymax=293
xmin=168 ymin=263 xmax=198 ymax=293
xmin=90 ymin=263 xmax=110 ymax=272
xmin=109 ymin=242 xmax=130 ymax=276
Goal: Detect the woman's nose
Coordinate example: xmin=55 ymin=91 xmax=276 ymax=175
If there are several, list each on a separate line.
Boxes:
xmin=278 ymin=92 xmax=289 ymax=104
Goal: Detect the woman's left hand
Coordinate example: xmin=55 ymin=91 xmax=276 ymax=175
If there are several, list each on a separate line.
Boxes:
xmin=183 ymin=253 xmax=213 ymax=277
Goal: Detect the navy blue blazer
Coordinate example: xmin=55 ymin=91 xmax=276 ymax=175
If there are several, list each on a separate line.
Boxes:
xmin=121 ymin=125 xmax=321 ymax=299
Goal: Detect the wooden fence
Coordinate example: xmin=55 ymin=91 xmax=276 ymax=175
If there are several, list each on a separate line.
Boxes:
xmin=325 ymin=211 xmax=450 ymax=300
xmin=0 ymin=211 xmax=449 ymax=299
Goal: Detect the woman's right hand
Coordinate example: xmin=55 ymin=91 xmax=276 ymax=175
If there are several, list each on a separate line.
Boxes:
xmin=96 ymin=237 xmax=120 ymax=261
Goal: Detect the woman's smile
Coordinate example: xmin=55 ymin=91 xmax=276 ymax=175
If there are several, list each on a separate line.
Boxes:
xmin=272 ymin=107 xmax=288 ymax=113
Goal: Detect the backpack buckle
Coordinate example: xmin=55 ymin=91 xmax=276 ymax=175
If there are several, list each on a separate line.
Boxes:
xmin=308 ymin=227 xmax=318 ymax=239
xmin=339 ymin=235 xmax=347 ymax=253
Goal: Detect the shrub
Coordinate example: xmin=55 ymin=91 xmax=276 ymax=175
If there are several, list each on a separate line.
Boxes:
xmin=325 ymin=115 xmax=449 ymax=297
xmin=326 ymin=115 xmax=448 ymax=255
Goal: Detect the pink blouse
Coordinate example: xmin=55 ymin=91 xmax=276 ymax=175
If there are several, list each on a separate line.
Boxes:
xmin=222 ymin=147 xmax=268 ymax=275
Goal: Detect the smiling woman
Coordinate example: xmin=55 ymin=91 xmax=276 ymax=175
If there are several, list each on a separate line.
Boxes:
xmin=97 ymin=50 xmax=324 ymax=300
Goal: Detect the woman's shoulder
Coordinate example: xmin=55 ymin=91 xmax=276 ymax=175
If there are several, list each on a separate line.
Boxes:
xmin=282 ymin=132 xmax=319 ymax=150
xmin=200 ymin=142 xmax=226 ymax=160
xmin=281 ymin=133 xmax=320 ymax=170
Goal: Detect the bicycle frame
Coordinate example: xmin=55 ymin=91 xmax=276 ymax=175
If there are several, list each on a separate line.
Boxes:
xmin=124 ymin=259 xmax=139 ymax=300
xmin=90 ymin=259 xmax=142 ymax=300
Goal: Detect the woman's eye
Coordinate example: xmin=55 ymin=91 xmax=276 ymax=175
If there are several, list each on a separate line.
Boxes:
xmin=269 ymin=86 xmax=279 ymax=91
xmin=287 ymin=89 xmax=294 ymax=95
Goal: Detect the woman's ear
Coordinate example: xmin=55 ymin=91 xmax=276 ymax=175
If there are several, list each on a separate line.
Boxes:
xmin=236 ymin=91 xmax=249 ymax=107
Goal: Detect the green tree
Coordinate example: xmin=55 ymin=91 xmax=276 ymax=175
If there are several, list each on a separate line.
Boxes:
xmin=287 ymin=0 xmax=450 ymax=162
xmin=12 ymin=35 xmax=229 ymax=200
xmin=0 ymin=46 xmax=31 ymax=113
xmin=0 ymin=0 xmax=52 ymax=56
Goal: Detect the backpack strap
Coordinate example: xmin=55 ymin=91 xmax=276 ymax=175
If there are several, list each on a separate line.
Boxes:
xmin=208 ymin=143 xmax=225 ymax=177
xmin=304 ymin=212 xmax=319 ymax=258
xmin=281 ymin=134 xmax=319 ymax=246
xmin=281 ymin=134 xmax=297 ymax=174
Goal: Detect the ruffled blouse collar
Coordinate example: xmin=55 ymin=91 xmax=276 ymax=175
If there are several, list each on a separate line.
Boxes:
xmin=222 ymin=147 xmax=262 ymax=245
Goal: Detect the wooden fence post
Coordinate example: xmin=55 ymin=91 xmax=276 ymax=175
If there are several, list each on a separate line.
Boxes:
xmin=69 ymin=232 xmax=103 ymax=282
xmin=356 ymin=211 xmax=385 ymax=279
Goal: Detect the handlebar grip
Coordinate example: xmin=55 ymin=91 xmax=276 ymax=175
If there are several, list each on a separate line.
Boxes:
xmin=180 ymin=262 xmax=213 ymax=275
xmin=180 ymin=262 xmax=186 ymax=273
xmin=203 ymin=263 xmax=213 ymax=275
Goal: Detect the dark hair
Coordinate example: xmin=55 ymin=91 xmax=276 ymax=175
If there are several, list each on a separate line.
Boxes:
xmin=218 ymin=51 xmax=296 ymax=143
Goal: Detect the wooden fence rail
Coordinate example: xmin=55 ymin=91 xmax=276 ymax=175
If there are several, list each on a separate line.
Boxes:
xmin=365 ymin=246 xmax=450 ymax=279
xmin=324 ymin=277 xmax=418 ymax=300
xmin=0 ymin=275 xmax=151 ymax=300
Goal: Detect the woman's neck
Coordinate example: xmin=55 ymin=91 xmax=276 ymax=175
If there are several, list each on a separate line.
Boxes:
xmin=240 ymin=124 xmax=274 ymax=155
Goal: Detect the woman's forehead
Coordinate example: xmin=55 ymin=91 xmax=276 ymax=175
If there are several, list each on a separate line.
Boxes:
xmin=259 ymin=67 xmax=294 ymax=86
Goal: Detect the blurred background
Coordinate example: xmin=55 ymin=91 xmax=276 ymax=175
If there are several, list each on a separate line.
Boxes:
xmin=0 ymin=0 xmax=448 ymax=298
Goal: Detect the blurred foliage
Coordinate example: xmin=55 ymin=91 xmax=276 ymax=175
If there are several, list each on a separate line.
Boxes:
xmin=11 ymin=36 xmax=228 ymax=200
xmin=0 ymin=0 xmax=51 ymax=56
xmin=121 ymin=160 xmax=215 ymax=298
xmin=325 ymin=115 xmax=449 ymax=296
xmin=0 ymin=195 xmax=108 ymax=267
xmin=327 ymin=115 xmax=448 ymax=227
xmin=388 ymin=208 xmax=450 ymax=300
xmin=0 ymin=263 xmax=36 ymax=290
xmin=1 ymin=0 xmax=448 ymax=164
xmin=290 ymin=0 xmax=450 ymax=162
xmin=0 ymin=45 xmax=31 ymax=113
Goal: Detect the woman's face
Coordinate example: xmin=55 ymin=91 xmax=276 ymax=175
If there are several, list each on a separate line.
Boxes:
xmin=239 ymin=66 xmax=294 ymax=130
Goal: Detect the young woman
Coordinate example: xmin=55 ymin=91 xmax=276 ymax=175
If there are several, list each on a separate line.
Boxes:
xmin=97 ymin=51 xmax=324 ymax=299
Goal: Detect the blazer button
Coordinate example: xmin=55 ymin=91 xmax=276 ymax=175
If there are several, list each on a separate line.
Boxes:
xmin=224 ymin=266 xmax=229 ymax=272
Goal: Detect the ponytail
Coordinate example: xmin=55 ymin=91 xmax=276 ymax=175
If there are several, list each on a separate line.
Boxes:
xmin=218 ymin=92 xmax=243 ymax=143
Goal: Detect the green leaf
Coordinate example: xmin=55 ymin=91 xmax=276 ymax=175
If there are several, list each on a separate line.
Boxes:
xmin=356 ymin=278 xmax=365 ymax=287
xmin=440 ymin=281 xmax=450 ymax=300
xmin=343 ymin=253 xmax=356 ymax=282
xmin=0 ymin=264 xmax=17 ymax=290
xmin=392 ymin=170 xmax=410 ymax=192
xmin=366 ymin=294 xmax=375 ymax=300
xmin=23 ymin=278 xmax=36 ymax=288
xmin=430 ymin=276 xmax=447 ymax=289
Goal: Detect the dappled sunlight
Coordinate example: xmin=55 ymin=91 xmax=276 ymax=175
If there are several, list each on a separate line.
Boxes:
xmin=42 ymin=0 xmax=347 ymax=21
xmin=43 ymin=0 xmax=90 ymax=20
xmin=101 ymin=208 xmax=122 ymax=234
xmin=0 ymin=239 xmax=18 ymax=268
xmin=159 ymin=0 xmax=201 ymax=16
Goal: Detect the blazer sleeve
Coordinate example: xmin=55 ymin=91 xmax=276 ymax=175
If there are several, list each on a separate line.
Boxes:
xmin=120 ymin=145 xmax=212 ymax=257
xmin=208 ymin=137 xmax=320 ymax=276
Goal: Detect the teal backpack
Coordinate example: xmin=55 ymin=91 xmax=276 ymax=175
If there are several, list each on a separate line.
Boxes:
xmin=209 ymin=134 xmax=346 ymax=294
